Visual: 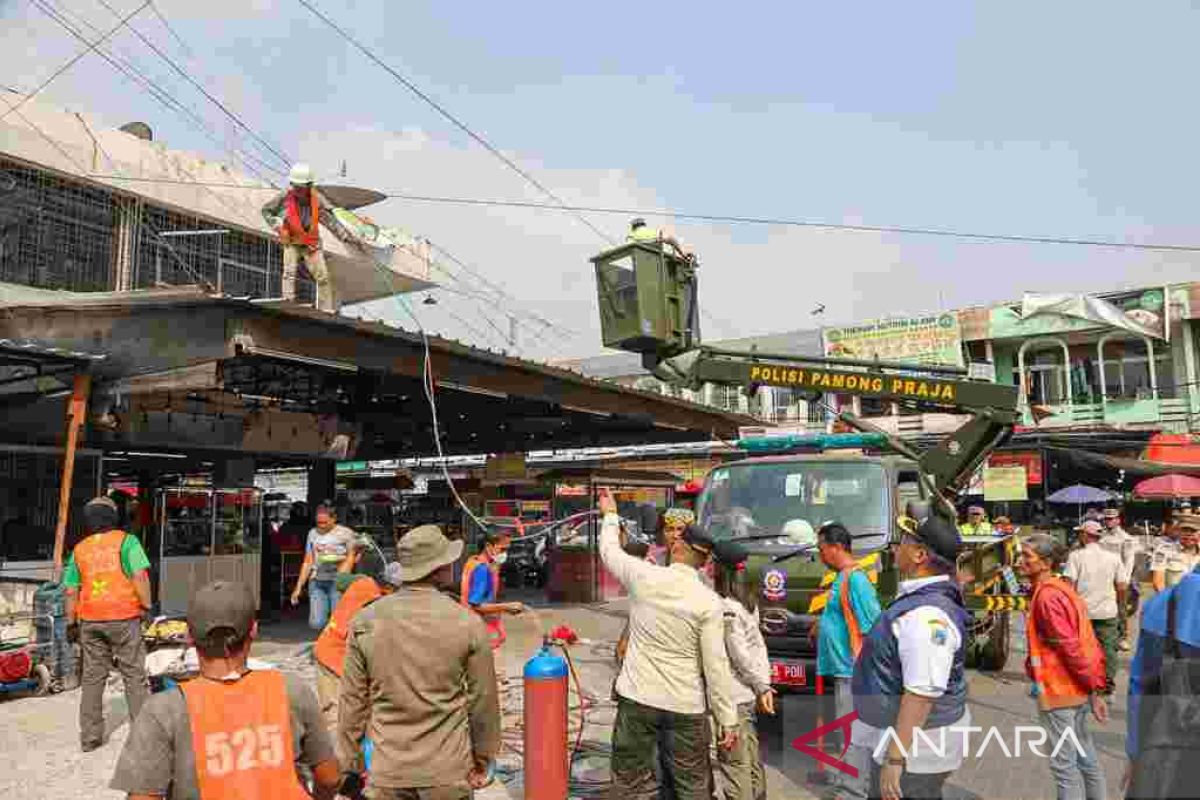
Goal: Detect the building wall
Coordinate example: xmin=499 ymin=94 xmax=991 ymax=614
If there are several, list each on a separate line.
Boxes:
xmin=0 ymin=155 xmax=313 ymax=301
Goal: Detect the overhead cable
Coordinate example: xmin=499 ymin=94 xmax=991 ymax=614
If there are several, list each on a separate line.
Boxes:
xmin=0 ymin=0 xmax=149 ymax=122
xmin=30 ymin=0 xmax=284 ymax=184
xmin=93 ymin=0 xmax=293 ymax=169
xmin=294 ymin=0 xmax=616 ymax=246
xmin=80 ymin=174 xmax=1200 ymax=254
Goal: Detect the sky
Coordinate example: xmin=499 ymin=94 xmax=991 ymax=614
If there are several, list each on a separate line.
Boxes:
xmin=2 ymin=0 xmax=1199 ymax=360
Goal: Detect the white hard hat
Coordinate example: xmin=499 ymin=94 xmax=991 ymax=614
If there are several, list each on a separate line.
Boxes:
xmin=288 ymin=163 xmax=314 ymax=185
xmin=782 ymin=518 xmax=817 ymax=546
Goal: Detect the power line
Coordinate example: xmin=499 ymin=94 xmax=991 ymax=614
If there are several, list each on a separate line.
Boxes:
xmin=294 ymin=0 xmax=616 ymax=246
xmin=146 ymin=0 xmax=195 ymax=61
xmin=93 ymin=0 xmax=294 ymax=170
xmin=0 ymin=0 xmax=149 ymax=122
xmin=30 ymin=0 xmax=284 ymax=184
xmin=79 ymin=174 xmax=1200 ymax=254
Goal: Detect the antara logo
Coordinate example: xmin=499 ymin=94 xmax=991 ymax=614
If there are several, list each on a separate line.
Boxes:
xmin=792 ymin=712 xmax=1088 ymax=777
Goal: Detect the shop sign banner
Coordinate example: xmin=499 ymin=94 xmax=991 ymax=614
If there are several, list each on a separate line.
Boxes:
xmin=988 ymin=452 xmax=1042 ymax=485
xmin=984 ymin=465 xmax=1028 ymax=501
xmin=823 ymin=313 xmax=964 ymax=367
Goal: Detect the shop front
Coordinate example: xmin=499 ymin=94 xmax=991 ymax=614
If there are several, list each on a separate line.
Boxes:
xmin=540 ymin=468 xmax=678 ymax=604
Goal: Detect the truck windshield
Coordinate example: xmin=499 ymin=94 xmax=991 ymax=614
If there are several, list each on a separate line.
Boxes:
xmin=696 ymin=461 xmax=889 ymax=547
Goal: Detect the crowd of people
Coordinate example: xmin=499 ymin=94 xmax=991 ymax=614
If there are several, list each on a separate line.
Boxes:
xmin=54 ymin=489 xmax=1199 ymax=799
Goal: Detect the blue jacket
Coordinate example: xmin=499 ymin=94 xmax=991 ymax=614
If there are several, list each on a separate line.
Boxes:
xmin=851 ymin=578 xmax=969 ymax=730
xmin=1126 ymin=568 xmax=1200 ymax=759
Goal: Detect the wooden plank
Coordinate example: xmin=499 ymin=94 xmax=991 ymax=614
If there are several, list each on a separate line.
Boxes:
xmin=52 ymin=373 xmax=91 ymax=580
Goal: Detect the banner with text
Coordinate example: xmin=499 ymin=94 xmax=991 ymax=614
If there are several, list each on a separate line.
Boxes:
xmin=823 ymin=313 xmax=964 ymax=367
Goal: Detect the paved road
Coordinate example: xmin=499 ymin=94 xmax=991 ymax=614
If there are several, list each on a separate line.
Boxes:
xmin=759 ymin=612 xmax=1131 ymax=800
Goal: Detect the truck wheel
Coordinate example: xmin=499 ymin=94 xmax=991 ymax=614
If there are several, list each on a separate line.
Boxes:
xmin=977 ymin=612 xmax=1010 ymax=671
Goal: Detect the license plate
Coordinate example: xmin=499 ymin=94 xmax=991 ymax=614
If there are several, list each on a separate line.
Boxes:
xmin=771 ymin=659 xmax=806 ymax=687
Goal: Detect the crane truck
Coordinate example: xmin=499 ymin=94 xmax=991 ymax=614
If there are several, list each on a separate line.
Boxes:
xmin=592 ymin=238 xmax=1032 ymax=683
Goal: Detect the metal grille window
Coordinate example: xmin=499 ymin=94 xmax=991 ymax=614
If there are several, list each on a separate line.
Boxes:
xmin=0 ymin=159 xmax=115 ymax=291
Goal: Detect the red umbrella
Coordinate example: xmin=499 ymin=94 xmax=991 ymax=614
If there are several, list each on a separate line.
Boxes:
xmin=1133 ymin=474 xmax=1200 ymax=498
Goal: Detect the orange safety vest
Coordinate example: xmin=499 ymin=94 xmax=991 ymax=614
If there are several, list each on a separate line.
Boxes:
xmin=181 ymin=671 xmax=311 ymax=800
xmin=1027 ymin=577 xmax=1104 ymax=710
xmin=460 ymin=554 xmax=505 ymax=648
xmin=313 ymin=577 xmax=382 ymax=676
xmin=837 ymin=567 xmax=864 ymax=657
xmin=74 ymin=530 xmax=143 ymax=622
xmin=279 ymin=187 xmax=320 ymax=249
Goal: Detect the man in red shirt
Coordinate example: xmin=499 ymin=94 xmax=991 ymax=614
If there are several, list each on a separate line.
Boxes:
xmin=1017 ymin=533 xmax=1108 ymax=800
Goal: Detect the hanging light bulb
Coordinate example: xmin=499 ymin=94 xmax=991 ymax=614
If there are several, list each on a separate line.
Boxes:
xmin=423 ymin=294 xmax=438 ymax=305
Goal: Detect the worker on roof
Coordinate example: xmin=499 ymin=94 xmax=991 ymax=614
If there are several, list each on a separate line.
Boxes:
xmin=261 ymin=163 xmax=359 ymax=314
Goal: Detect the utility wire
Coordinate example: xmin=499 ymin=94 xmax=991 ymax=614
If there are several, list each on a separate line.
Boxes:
xmin=0 ymin=0 xmax=149 ymax=122
xmin=93 ymin=0 xmax=293 ymax=169
xmin=31 ymin=0 xmax=284 ymax=184
xmin=80 ymin=174 xmax=1200 ymax=254
xmin=294 ymin=0 xmax=616 ymax=246
xmin=146 ymin=0 xmax=195 ymax=61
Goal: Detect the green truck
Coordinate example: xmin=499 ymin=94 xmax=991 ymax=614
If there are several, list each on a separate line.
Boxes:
xmin=592 ymin=239 xmax=1028 ymax=686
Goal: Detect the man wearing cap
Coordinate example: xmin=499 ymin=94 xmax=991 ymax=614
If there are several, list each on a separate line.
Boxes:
xmin=1150 ymin=513 xmax=1200 ymax=592
xmin=313 ymin=563 xmax=403 ymax=731
xmin=338 ymin=524 xmax=500 ymax=799
xmin=598 ymin=490 xmax=737 ymax=800
xmin=850 ymin=514 xmax=972 ymax=800
xmin=110 ymin=580 xmax=340 ymax=799
xmin=958 ymin=506 xmax=993 ymax=537
xmin=1099 ymin=507 xmax=1138 ymax=651
xmin=1064 ymin=520 xmax=1123 ymax=694
xmin=64 ymin=495 xmax=153 ymax=752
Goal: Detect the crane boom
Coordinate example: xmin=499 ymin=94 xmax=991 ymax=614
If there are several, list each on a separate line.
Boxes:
xmin=591 ymin=240 xmax=1023 ymax=516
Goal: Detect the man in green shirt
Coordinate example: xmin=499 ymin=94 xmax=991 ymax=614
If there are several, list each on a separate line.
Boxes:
xmin=64 ymin=496 xmax=153 ymax=752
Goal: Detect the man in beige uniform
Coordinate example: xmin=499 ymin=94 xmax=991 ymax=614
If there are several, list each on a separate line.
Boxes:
xmin=598 ymin=489 xmax=737 ymax=800
xmin=1151 ymin=514 xmax=1200 ymax=592
xmin=1099 ymin=508 xmax=1138 ymax=651
xmin=338 ymin=525 xmax=499 ymax=799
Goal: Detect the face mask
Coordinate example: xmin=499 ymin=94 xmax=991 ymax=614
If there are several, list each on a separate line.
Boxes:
xmin=493 ymin=551 xmax=508 ymax=565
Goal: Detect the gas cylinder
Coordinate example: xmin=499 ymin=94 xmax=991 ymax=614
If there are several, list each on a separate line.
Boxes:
xmin=523 ymin=642 xmax=569 ymax=800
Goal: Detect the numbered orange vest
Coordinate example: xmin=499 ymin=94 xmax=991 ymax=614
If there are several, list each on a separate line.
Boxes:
xmin=1027 ymin=577 xmax=1104 ymax=710
xmin=313 ymin=577 xmax=382 ymax=676
xmin=181 ymin=671 xmax=310 ymax=800
xmin=74 ymin=531 xmax=143 ymax=622
xmin=460 ymin=555 xmax=505 ymax=648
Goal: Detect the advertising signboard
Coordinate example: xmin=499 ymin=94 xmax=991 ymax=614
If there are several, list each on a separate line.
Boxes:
xmin=823 ymin=313 xmax=964 ymax=367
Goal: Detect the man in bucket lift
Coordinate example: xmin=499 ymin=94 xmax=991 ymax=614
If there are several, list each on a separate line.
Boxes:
xmin=261 ymin=163 xmax=360 ymax=313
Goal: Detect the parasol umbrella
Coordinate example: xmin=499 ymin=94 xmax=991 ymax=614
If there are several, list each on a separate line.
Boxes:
xmin=1046 ymin=484 xmax=1118 ymax=523
xmin=1132 ymin=474 xmax=1200 ymax=499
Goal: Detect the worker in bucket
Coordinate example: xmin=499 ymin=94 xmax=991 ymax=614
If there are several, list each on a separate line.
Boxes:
xmin=261 ymin=163 xmax=359 ymax=313
xmin=313 ymin=563 xmax=403 ymax=730
xmin=110 ymin=580 xmax=340 ymax=799
xmin=64 ymin=495 xmax=152 ymax=753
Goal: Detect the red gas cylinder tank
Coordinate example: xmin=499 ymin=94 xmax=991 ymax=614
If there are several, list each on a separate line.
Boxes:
xmin=523 ymin=642 xmax=569 ymax=800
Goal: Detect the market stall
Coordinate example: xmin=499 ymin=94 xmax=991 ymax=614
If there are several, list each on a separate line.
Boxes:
xmin=540 ymin=468 xmax=678 ymax=604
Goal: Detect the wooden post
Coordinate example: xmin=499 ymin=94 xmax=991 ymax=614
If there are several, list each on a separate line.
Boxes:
xmin=52 ymin=373 xmax=92 ymax=580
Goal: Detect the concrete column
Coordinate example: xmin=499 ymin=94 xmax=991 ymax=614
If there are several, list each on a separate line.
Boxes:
xmin=1182 ymin=320 xmax=1199 ymax=418
xmin=112 ymin=197 xmax=143 ymax=291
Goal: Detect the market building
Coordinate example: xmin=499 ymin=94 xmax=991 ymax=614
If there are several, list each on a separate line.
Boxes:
xmin=0 ymin=92 xmax=753 ymax=613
